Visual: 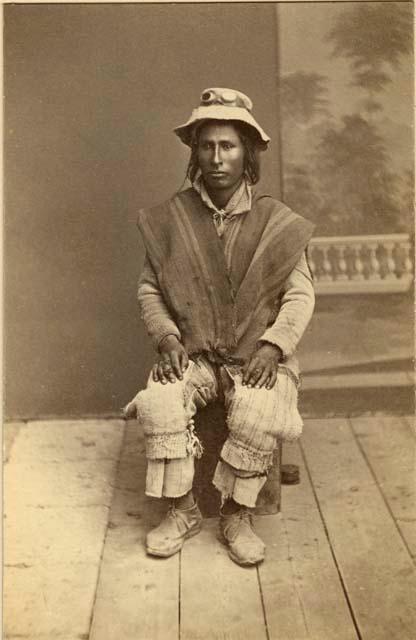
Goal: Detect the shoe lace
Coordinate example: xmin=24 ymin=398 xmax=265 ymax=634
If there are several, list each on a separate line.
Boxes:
xmin=222 ymin=508 xmax=253 ymax=539
xmin=167 ymin=502 xmax=198 ymax=528
xmin=238 ymin=509 xmax=253 ymax=525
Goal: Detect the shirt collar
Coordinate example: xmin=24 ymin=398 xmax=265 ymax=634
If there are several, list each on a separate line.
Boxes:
xmin=193 ymin=175 xmax=252 ymax=217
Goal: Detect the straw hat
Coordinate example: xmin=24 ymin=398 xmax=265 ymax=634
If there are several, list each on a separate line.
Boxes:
xmin=174 ymin=87 xmax=271 ymax=148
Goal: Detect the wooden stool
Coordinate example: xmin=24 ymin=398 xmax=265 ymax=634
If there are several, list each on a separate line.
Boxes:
xmin=193 ymin=402 xmax=282 ymax=517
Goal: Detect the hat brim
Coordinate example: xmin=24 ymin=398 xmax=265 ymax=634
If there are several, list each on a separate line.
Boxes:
xmin=173 ymin=105 xmax=271 ymax=148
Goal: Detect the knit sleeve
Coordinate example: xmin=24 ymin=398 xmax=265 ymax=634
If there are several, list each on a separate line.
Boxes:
xmin=137 ymin=254 xmax=182 ymax=350
xmin=258 ymin=252 xmax=315 ymax=359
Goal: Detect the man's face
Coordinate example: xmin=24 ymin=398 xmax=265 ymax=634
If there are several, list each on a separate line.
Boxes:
xmin=197 ymin=123 xmax=245 ymax=193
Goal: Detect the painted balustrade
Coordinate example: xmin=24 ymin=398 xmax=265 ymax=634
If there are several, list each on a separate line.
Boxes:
xmin=308 ymin=234 xmax=414 ymax=294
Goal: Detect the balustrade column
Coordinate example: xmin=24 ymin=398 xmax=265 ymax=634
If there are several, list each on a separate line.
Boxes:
xmin=320 ymin=247 xmax=333 ymax=281
xmin=367 ymin=242 xmax=381 ymax=280
xmin=335 ymin=245 xmax=349 ymax=281
xmin=351 ymin=244 xmax=365 ymax=281
xmin=403 ymin=241 xmax=413 ymax=277
xmin=383 ymin=241 xmax=397 ymax=280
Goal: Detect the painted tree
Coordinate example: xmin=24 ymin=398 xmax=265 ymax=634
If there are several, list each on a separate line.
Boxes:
xmin=312 ymin=115 xmax=402 ymax=234
xmin=279 ymin=71 xmax=330 ymax=218
xmin=327 ymin=2 xmax=413 ymax=113
xmin=282 ymin=163 xmax=323 ymax=225
xmin=279 ymin=71 xmax=329 ymax=126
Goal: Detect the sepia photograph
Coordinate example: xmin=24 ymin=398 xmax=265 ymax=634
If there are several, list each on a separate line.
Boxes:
xmin=3 ymin=1 xmax=415 ymax=638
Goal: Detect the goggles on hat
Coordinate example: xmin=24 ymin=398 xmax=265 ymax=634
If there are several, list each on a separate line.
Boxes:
xmin=199 ymin=88 xmax=253 ymax=112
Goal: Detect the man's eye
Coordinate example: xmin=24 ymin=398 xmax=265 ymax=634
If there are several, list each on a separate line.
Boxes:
xmin=222 ymin=143 xmax=234 ymax=150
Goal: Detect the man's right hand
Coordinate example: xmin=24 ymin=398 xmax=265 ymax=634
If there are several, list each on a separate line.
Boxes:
xmin=153 ymin=335 xmax=189 ymax=384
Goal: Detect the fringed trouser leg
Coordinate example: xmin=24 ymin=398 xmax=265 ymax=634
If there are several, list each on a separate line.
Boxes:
xmin=130 ymin=358 xmax=218 ymax=498
xmin=212 ymin=365 xmax=302 ymax=507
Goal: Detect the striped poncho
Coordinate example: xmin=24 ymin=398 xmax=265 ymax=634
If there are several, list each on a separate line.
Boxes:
xmin=137 ymin=187 xmax=314 ymax=363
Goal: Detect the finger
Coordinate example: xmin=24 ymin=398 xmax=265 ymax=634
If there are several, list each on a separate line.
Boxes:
xmin=266 ymin=367 xmax=278 ymax=390
xmin=152 ymin=363 xmax=159 ymax=382
xmin=241 ymin=360 xmax=250 ymax=378
xmin=161 ymin=357 xmax=176 ymax=384
xmin=255 ymin=366 xmax=270 ymax=389
xmin=247 ymin=364 xmax=264 ymax=388
xmin=180 ymin=349 xmax=189 ymax=373
xmin=157 ymin=361 xmax=168 ymax=385
xmin=170 ymin=351 xmax=182 ymax=380
xmin=242 ymin=357 xmax=259 ymax=385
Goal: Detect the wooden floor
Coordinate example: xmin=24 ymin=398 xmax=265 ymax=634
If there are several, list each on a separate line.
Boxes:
xmin=4 ymin=415 xmax=416 ymax=640
xmin=89 ymin=416 xmax=415 ymax=640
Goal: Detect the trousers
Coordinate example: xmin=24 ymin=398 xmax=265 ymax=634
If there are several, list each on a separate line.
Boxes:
xmin=130 ymin=356 xmax=302 ymax=507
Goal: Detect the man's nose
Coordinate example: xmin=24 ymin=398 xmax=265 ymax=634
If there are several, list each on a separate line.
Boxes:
xmin=211 ymin=146 xmax=222 ymax=166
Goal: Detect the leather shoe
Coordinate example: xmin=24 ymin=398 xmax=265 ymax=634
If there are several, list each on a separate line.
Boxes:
xmin=146 ymin=502 xmax=202 ymax=557
xmin=219 ymin=508 xmax=265 ymax=566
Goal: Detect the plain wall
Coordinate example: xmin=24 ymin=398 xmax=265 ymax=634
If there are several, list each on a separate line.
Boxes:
xmin=4 ymin=3 xmax=282 ymax=418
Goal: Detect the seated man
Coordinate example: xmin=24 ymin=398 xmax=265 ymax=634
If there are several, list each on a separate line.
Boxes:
xmin=125 ymin=87 xmax=315 ymax=566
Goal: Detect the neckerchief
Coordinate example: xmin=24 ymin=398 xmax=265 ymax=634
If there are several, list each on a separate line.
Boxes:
xmin=192 ymin=176 xmax=252 ymax=237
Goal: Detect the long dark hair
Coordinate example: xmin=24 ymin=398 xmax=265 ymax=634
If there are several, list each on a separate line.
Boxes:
xmin=185 ymin=119 xmax=263 ymax=185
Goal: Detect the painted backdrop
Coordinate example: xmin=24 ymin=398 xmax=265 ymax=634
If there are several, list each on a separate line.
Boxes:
xmin=5 ymin=2 xmax=413 ymax=419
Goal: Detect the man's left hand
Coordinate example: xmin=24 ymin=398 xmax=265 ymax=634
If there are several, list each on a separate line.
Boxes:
xmin=242 ymin=343 xmax=283 ymax=390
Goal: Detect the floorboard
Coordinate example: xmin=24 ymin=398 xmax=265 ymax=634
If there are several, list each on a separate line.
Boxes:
xmin=350 ymin=416 xmax=416 ymax=559
xmin=256 ymin=442 xmax=358 ymax=640
xmin=301 ymin=418 xmax=416 ymax=640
